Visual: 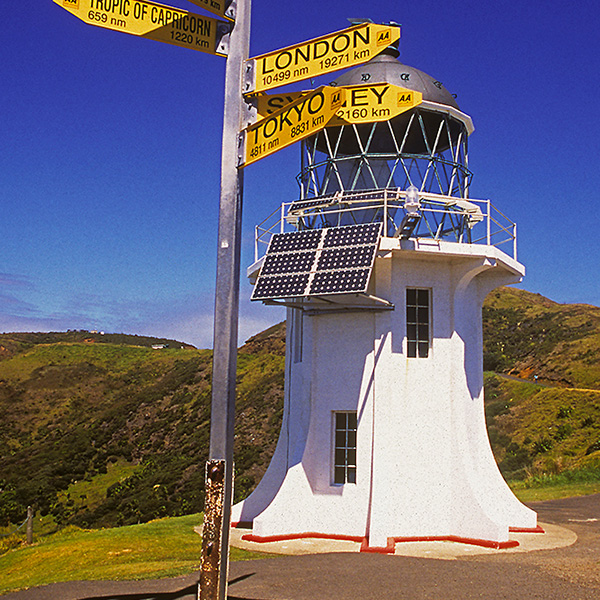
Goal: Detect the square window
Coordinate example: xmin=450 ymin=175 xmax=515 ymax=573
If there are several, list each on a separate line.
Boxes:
xmin=333 ymin=411 xmax=357 ymax=485
xmin=406 ymin=288 xmax=430 ymax=358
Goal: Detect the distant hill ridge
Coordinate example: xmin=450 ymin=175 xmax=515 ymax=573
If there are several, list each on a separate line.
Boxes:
xmin=0 ymin=331 xmax=195 ymax=362
xmin=0 ymin=287 xmax=598 ymax=534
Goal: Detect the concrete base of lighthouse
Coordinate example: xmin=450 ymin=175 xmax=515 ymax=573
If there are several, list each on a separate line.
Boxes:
xmin=232 ymin=238 xmax=537 ymax=550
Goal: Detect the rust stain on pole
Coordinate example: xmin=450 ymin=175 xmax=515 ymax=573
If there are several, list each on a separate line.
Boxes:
xmin=200 ymin=460 xmax=226 ymax=600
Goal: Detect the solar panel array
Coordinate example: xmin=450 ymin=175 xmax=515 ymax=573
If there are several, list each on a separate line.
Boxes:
xmin=288 ymin=190 xmax=402 ymax=216
xmin=252 ymin=223 xmax=381 ymax=301
xmin=288 ymin=195 xmax=337 ymax=214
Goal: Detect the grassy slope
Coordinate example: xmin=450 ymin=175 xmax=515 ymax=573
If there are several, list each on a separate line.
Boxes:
xmin=485 ymin=373 xmax=600 ymax=489
xmin=0 ymin=514 xmax=272 ymax=595
xmin=0 ymin=336 xmax=283 ymax=531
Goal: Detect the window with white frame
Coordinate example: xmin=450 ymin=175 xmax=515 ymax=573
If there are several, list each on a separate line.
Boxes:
xmin=333 ymin=411 xmax=357 ymax=484
xmin=406 ymin=288 xmax=430 ymax=358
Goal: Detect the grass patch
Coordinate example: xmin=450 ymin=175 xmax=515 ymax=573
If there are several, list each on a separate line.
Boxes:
xmin=0 ymin=513 xmax=272 ymax=594
xmin=509 ymin=467 xmax=600 ymax=502
xmin=55 ymin=459 xmax=139 ymax=514
xmin=510 ymin=480 xmax=600 ymax=502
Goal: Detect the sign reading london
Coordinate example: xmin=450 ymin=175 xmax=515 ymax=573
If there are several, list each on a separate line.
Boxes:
xmin=53 ymin=0 xmax=232 ymax=56
xmin=255 ymin=84 xmax=423 ymax=125
xmin=245 ymin=23 xmax=401 ymax=94
xmin=242 ymin=86 xmax=344 ymax=165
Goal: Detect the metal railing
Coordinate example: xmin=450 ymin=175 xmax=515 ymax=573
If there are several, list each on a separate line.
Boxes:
xmin=254 ymin=189 xmax=517 ymax=263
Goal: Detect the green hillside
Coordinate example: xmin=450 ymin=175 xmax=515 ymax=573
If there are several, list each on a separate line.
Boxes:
xmin=485 ymin=374 xmax=600 ymax=481
xmin=483 ymin=287 xmax=600 ymax=389
xmin=1 ymin=287 xmax=600 ymax=543
xmin=0 ymin=332 xmax=284 ymax=534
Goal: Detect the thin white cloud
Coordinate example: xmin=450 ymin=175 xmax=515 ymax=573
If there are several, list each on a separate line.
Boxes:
xmin=0 ymin=271 xmax=284 ymax=348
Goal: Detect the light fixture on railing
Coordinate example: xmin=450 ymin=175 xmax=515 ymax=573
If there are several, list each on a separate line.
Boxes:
xmin=393 ymin=186 xmax=422 ymax=239
xmin=404 ymin=185 xmax=421 ymax=216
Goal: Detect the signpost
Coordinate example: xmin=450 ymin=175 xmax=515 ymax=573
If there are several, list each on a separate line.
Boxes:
xmin=242 ymin=86 xmax=344 ymax=165
xmin=53 ymin=0 xmax=232 ymax=55
xmin=51 ymin=3 xmax=407 ymax=598
xmin=245 ymin=22 xmax=401 ymax=93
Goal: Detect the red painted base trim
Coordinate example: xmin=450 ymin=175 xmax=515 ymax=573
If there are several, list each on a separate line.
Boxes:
xmin=509 ymin=525 xmax=545 ymax=534
xmin=231 ymin=521 xmax=253 ymax=529
xmin=360 ymin=538 xmax=395 ymax=554
xmin=240 ymin=531 xmax=519 ymax=551
xmin=241 ymin=532 xmax=364 ymax=544
xmin=390 ymin=535 xmax=519 ymax=550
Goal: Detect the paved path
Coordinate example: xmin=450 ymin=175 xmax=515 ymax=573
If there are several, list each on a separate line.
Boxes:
xmin=3 ymin=494 xmax=600 ymax=600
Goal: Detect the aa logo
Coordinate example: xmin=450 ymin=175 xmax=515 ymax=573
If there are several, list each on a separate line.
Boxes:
xmin=62 ymin=0 xmax=79 ymax=7
xmin=376 ymin=29 xmax=391 ymax=46
xmin=398 ymin=93 xmax=413 ymax=105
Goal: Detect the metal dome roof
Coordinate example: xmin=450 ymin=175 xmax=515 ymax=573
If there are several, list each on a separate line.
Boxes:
xmin=330 ymin=52 xmax=460 ymax=110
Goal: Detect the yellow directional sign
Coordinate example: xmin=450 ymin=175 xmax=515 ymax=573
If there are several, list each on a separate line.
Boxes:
xmin=330 ymin=84 xmax=422 ymax=125
xmin=255 ymin=84 xmax=422 ymax=126
xmin=185 ymin=0 xmax=235 ymax=22
xmin=245 ymin=23 xmax=401 ymax=94
xmin=255 ymin=90 xmax=307 ymax=118
xmin=53 ymin=0 xmax=231 ymax=56
xmin=243 ymin=86 xmax=345 ymax=165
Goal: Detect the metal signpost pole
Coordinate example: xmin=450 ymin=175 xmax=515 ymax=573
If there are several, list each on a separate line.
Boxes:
xmin=200 ymin=2 xmax=251 ymax=600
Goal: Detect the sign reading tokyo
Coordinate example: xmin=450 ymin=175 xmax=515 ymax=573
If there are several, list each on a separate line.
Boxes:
xmin=255 ymin=84 xmax=422 ymax=126
xmin=53 ymin=0 xmax=232 ymax=55
xmin=185 ymin=0 xmax=235 ymax=22
xmin=243 ymin=87 xmax=344 ymax=165
xmin=245 ymin=23 xmax=401 ymax=94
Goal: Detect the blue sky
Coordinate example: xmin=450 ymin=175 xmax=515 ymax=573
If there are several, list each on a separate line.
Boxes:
xmin=2 ymin=0 xmax=599 ymax=348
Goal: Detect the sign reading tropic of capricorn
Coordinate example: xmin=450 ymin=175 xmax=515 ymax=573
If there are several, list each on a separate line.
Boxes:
xmin=242 ymin=86 xmax=345 ymax=166
xmin=53 ymin=0 xmax=232 ymax=55
xmin=245 ymin=23 xmax=401 ymax=94
xmin=255 ymin=83 xmax=423 ymax=126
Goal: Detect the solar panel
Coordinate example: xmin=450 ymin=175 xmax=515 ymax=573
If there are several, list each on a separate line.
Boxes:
xmin=309 ymin=269 xmax=371 ymax=295
xmin=268 ymin=229 xmax=322 ymax=253
xmin=251 ymin=223 xmax=382 ymax=301
xmin=317 ymin=245 xmax=376 ymax=271
xmin=323 ymin=223 xmax=381 ymax=247
xmin=288 ymin=195 xmax=337 ymax=214
xmin=261 ymin=251 xmax=317 ymax=276
xmin=252 ymin=273 xmax=311 ymax=300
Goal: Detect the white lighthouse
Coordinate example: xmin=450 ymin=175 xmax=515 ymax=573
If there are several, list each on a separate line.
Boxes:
xmin=232 ymin=45 xmax=538 ymax=551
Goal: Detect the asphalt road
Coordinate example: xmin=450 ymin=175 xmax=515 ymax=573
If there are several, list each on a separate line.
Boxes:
xmin=3 ymin=494 xmax=599 ymax=600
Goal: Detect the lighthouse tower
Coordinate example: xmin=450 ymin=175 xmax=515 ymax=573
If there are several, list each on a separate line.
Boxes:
xmin=232 ymin=47 xmax=538 ymax=550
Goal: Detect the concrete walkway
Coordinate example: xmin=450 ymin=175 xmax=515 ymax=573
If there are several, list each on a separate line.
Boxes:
xmin=3 ymin=494 xmax=600 ymax=600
